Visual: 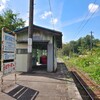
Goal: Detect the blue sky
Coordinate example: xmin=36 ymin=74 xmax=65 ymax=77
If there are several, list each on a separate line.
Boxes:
xmin=0 ymin=0 xmax=100 ymax=43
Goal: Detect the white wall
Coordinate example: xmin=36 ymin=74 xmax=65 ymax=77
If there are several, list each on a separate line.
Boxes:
xmin=17 ymin=43 xmax=27 ymax=49
xmin=33 ymin=32 xmax=52 ymax=43
xmin=16 ymin=54 xmax=28 ymax=72
xmin=17 ymin=32 xmax=53 ymax=44
xmin=17 ymin=32 xmax=28 ymax=41
xmin=47 ymin=43 xmax=53 ymax=72
xmin=54 ymin=38 xmax=57 ymax=71
xmin=16 ymin=43 xmax=28 ymax=72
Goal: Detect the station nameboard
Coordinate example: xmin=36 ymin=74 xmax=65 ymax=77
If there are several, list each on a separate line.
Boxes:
xmin=1 ymin=28 xmax=16 ymax=76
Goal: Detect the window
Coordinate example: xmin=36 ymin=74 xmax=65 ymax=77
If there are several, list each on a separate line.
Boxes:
xmin=16 ymin=49 xmax=27 ymax=54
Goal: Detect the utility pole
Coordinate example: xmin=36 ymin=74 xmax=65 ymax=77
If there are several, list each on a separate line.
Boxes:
xmin=90 ymin=31 xmax=93 ymax=55
xmin=27 ymin=0 xmax=34 ymax=72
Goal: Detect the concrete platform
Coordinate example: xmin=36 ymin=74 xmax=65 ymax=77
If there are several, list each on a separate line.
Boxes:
xmin=0 ymin=62 xmax=82 ymax=100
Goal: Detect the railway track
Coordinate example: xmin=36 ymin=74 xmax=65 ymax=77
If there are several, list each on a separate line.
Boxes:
xmin=70 ymin=67 xmax=100 ymax=100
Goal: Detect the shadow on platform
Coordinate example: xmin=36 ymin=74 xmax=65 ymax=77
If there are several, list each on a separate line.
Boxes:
xmin=19 ymin=62 xmax=72 ymax=83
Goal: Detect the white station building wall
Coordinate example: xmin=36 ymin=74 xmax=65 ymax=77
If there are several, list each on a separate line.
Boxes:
xmin=54 ymin=38 xmax=57 ymax=71
xmin=16 ymin=32 xmax=57 ymax=72
xmin=16 ymin=43 xmax=28 ymax=72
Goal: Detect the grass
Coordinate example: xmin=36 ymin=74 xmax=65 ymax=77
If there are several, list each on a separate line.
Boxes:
xmin=62 ymin=48 xmax=100 ymax=84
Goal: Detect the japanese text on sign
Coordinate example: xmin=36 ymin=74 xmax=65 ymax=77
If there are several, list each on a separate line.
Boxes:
xmin=3 ymin=53 xmax=15 ymax=60
xmin=3 ymin=32 xmax=15 ymax=52
xmin=3 ymin=62 xmax=15 ymax=75
xmin=1 ymin=28 xmax=16 ymax=76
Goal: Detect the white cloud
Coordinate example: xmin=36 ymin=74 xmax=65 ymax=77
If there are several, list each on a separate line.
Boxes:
xmin=25 ymin=20 xmax=29 ymax=26
xmin=26 ymin=12 xmax=29 ymax=18
xmin=20 ymin=12 xmax=29 ymax=26
xmin=0 ymin=0 xmax=9 ymax=12
xmin=40 ymin=11 xmax=52 ymax=19
xmin=1 ymin=0 xmax=7 ymax=4
xmin=51 ymin=18 xmax=58 ymax=25
xmin=0 ymin=4 xmax=5 ymax=11
xmin=88 ymin=3 xmax=99 ymax=13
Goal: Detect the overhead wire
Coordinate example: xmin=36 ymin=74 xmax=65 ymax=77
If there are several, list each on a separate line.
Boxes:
xmin=77 ymin=0 xmax=97 ymax=30
xmin=73 ymin=0 xmax=98 ymax=39
xmin=48 ymin=0 xmax=55 ymax=30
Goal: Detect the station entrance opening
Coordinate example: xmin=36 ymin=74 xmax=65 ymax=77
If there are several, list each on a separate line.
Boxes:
xmin=32 ymin=41 xmax=48 ymax=71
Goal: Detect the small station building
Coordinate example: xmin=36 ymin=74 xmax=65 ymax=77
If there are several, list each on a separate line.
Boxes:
xmin=15 ymin=25 xmax=62 ymax=72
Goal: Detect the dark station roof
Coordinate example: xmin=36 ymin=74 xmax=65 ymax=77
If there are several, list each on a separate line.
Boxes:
xmin=15 ymin=24 xmax=62 ymax=49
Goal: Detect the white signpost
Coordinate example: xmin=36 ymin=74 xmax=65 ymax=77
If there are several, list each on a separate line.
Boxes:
xmin=28 ymin=38 xmax=32 ymax=53
xmin=1 ymin=28 xmax=16 ymax=91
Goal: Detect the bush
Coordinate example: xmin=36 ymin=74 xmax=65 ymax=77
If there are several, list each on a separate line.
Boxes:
xmin=63 ymin=48 xmax=100 ymax=84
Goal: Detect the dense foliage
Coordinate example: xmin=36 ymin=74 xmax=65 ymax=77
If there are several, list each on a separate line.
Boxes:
xmin=0 ymin=9 xmax=25 ymax=31
xmin=58 ymin=35 xmax=100 ymax=84
xmin=58 ymin=35 xmax=100 ymax=57
xmin=0 ymin=9 xmax=25 ymax=47
xmin=64 ymin=48 xmax=100 ymax=83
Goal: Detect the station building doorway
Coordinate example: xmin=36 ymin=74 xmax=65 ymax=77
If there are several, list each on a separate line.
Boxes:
xmin=32 ymin=41 xmax=48 ymax=71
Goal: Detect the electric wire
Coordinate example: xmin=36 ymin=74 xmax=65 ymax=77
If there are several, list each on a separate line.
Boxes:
xmin=74 ymin=0 xmax=98 ymax=39
xmin=74 ymin=0 xmax=97 ymax=39
xmin=77 ymin=0 xmax=97 ymax=30
xmin=48 ymin=0 xmax=55 ymax=30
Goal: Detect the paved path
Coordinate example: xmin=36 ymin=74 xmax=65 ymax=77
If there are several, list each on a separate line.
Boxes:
xmin=0 ymin=62 xmax=82 ymax=100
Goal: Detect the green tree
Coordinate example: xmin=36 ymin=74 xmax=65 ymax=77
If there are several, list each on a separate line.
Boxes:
xmin=93 ymin=39 xmax=100 ymax=47
xmin=70 ymin=40 xmax=78 ymax=53
xmin=58 ymin=34 xmax=99 ymax=57
xmin=0 ymin=9 xmax=25 ymax=32
xmin=0 ymin=9 xmax=25 ymax=59
xmin=61 ymin=43 xmax=71 ymax=56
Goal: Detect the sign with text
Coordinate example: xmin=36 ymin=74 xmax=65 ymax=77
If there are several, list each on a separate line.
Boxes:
xmin=3 ymin=62 xmax=15 ymax=75
xmin=1 ymin=28 xmax=16 ymax=76
xmin=3 ymin=32 xmax=15 ymax=52
xmin=3 ymin=53 xmax=15 ymax=60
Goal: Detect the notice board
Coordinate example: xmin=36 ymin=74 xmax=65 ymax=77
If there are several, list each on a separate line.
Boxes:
xmin=1 ymin=28 xmax=16 ymax=76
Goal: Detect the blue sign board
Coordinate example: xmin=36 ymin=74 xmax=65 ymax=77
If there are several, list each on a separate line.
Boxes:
xmin=3 ymin=53 xmax=15 ymax=60
xmin=3 ymin=33 xmax=15 ymax=52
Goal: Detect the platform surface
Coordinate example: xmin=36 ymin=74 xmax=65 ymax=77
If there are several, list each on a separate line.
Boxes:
xmin=0 ymin=60 xmax=82 ymax=100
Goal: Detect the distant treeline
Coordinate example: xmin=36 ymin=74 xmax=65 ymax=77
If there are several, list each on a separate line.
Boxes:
xmin=58 ymin=35 xmax=100 ymax=56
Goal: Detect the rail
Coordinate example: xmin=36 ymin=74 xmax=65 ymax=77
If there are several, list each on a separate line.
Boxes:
xmin=72 ymin=72 xmax=94 ymax=100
